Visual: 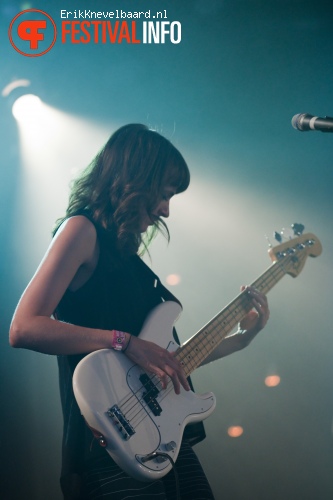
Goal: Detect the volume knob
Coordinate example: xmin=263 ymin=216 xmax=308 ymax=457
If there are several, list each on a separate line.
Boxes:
xmin=165 ymin=441 xmax=177 ymax=452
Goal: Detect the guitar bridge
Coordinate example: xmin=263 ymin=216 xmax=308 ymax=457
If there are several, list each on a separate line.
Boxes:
xmin=107 ymin=405 xmax=135 ymax=440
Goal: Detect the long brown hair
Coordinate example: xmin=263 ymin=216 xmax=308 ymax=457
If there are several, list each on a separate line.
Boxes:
xmin=55 ymin=124 xmax=190 ymax=255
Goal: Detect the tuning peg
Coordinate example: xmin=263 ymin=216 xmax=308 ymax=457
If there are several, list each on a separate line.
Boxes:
xmin=291 ymin=223 xmax=305 ymax=235
xmin=274 ymin=231 xmax=282 ymax=243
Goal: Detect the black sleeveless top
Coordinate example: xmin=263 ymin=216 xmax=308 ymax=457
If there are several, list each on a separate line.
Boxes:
xmin=54 ymin=214 xmax=205 ymax=490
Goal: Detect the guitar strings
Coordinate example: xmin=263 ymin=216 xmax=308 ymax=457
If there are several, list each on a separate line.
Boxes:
xmin=113 ymin=252 xmax=307 ymax=432
xmin=116 ymin=257 xmax=286 ymax=429
xmin=115 ymin=284 xmax=260 ymax=427
xmin=118 ymin=266 xmax=278 ymax=428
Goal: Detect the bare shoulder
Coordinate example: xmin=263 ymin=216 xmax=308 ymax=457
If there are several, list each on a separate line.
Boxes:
xmin=52 ymin=215 xmax=98 ymax=263
xmin=55 ymin=215 xmax=97 ymax=246
xmin=11 ymin=215 xmax=100 ymax=320
xmin=56 ymin=215 xmax=97 ymax=241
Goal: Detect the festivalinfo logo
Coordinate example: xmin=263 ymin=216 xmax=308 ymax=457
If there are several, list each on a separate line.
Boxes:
xmin=9 ymin=8 xmax=182 ymax=56
xmin=9 ymin=9 xmax=57 ymax=57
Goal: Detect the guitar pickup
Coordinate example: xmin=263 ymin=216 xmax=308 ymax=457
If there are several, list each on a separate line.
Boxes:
xmin=107 ymin=404 xmax=135 ymax=440
xmin=140 ymin=373 xmax=162 ymax=417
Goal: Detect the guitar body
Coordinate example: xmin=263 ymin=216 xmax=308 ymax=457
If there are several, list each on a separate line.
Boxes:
xmin=73 ymin=301 xmax=216 ymax=482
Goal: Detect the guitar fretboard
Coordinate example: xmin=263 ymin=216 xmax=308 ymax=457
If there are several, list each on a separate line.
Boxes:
xmin=175 ymin=252 xmax=306 ymax=376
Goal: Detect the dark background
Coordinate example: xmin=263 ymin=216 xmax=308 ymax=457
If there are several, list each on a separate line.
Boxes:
xmin=1 ymin=1 xmax=332 ymax=499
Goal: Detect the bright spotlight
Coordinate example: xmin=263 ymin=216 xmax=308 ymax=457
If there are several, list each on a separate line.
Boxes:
xmin=12 ymin=94 xmax=42 ymax=121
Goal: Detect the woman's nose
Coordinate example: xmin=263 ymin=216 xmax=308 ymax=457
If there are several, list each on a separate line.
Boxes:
xmin=158 ymin=200 xmax=170 ymax=218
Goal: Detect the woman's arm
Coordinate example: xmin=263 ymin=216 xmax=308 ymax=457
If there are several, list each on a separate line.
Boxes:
xmin=9 ymin=216 xmax=190 ymax=393
xmin=9 ymin=216 xmax=116 ymax=355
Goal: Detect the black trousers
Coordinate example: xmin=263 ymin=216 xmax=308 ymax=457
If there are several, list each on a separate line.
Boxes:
xmin=78 ymin=441 xmax=215 ymax=500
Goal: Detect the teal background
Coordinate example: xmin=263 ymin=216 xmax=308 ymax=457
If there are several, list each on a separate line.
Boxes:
xmin=1 ymin=1 xmax=332 ymax=499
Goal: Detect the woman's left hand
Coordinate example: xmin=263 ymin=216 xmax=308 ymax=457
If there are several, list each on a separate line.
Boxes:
xmin=198 ymin=285 xmax=270 ymax=365
xmin=238 ymin=285 xmax=270 ymax=339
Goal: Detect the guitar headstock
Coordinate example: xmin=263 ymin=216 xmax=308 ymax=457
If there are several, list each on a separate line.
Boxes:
xmin=268 ymin=224 xmax=322 ymax=277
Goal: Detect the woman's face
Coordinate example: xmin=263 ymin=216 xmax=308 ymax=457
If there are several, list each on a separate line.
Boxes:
xmin=140 ymin=185 xmax=176 ymax=233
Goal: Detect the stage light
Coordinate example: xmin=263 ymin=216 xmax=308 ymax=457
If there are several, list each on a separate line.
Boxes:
xmin=2 ymin=79 xmax=44 ymax=125
xmin=12 ymin=94 xmax=42 ymax=122
xmin=166 ymin=274 xmax=181 ymax=286
xmin=265 ymin=375 xmax=281 ymax=387
xmin=227 ymin=426 xmax=244 ymax=438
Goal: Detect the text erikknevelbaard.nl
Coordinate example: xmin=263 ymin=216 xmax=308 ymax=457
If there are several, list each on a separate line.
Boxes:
xmin=60 ymin=10 xmax=181 ymax=44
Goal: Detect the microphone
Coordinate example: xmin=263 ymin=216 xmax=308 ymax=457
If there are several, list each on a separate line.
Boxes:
xmin=291 ymin=113 xmax=333 ymax=132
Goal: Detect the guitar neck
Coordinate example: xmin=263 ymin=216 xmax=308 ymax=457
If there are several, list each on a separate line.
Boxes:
xmin=175 ymin=257 xmax=292 ymax=377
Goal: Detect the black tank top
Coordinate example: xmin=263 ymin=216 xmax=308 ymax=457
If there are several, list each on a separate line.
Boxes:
xmin=54 ymin=214 xmax=205 ymax=488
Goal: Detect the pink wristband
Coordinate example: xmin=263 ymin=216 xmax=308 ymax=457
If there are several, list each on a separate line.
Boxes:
xmin=111 ymin=330 xmax=127 ymax=351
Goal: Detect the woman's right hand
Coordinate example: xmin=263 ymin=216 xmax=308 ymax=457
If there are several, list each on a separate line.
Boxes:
xmin=124 ymin=335 xmax=190 ymax=395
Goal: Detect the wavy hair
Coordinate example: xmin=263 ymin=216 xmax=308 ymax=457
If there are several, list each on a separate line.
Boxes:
xmin=55 ymin=124 xmax=190 ymax=256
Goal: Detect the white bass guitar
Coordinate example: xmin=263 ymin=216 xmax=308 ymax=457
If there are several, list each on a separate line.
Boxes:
xmin=73 ymin=229 xmax=322 ymax=481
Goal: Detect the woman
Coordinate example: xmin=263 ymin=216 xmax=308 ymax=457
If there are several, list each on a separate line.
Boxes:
xmin=10 ymin=124 xmax=269 ymax=499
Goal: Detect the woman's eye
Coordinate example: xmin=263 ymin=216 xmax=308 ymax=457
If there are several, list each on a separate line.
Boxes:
xmin=162 ymin=192 xmax=174 ymax=201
